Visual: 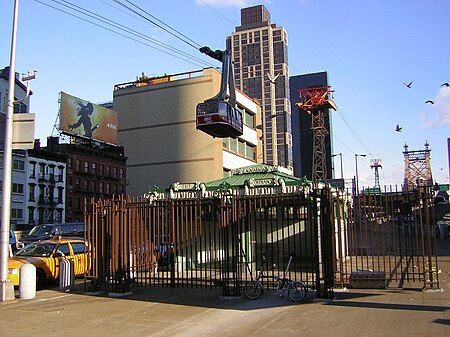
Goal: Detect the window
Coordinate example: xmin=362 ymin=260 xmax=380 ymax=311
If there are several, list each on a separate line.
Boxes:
xmin=58 ymin=166 xmax=64 ymax=182
xmin=11 ymin=208 xmax=23 ymax=219
xmin=57 ymin=244 xmax=70 ymax=256
xmin=76 ymin=159 xmax=81 ymax=172
xmin=28 ymin=208 xmax=35 ymax=223
xmin=246 ymin=144 xmax=256 ymax=161
xmin=39 ymin=163 xmax=45 ymax=179
xmin=68 ymin=158 xmax=73 ymax=170
xmin=229 ymin=138 xmax=237 ymax=153
xmin=106 ymin=183 xmax=111 ymax=195
xmin=238 ymin=140 xmax=245 ymax=156
xmin=29 ymin=162 xmax=36 ymax=178
xmin=13 ymin=159 xmax=24 ymax=171
xmin=57 ymin=187 xmax=63 ymax=204
xmin=119 ymin=168 xmax=124 ymax=179
xmin=49 ymin=165 xmax=55 ymax=181
xmin=244 ymin=110 xmax=255 ymax=128
xmin=72 ymin=242 xmax=87 ymax=255
xmin=83 ymin=179 xmax=89 ymax=191
xmin=99 ymin=182 xmax=104 ymax=194
xmin=113 ymin=167 xmax=117 ymax=178
xmin=75 ymin=178 xmax=80 ymax=190
xmin=100 ymin=164 xmax=104 ymax=175
xmin=29 ymin=185 xmax=35 ymax=201
xmin=12 ymin=183 xmax=24 ymax=194
xmin=222 ymin=138 xmax=229 ymax=150
xmin=106 ymin=165 xmax=111 ymax=177
xmin=84 ymin=161 xmax=89 ymax=173
xmin=92 ymin=162 xmax=97 ymax=175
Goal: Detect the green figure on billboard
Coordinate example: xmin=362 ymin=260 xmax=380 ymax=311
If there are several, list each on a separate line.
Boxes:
xmin=68 ymin=101 xmax=99 ymax=138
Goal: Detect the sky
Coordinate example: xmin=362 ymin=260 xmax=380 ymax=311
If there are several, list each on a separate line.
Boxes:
xmin=1 ymin=0 xmax=449 ymax=188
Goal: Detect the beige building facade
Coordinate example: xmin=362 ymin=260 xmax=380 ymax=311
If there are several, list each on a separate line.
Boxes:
xmin=113 ymin=67 xmax=262 ymax=197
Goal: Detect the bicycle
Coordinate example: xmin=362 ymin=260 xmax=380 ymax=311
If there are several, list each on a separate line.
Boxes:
xmin=243 ymin=253 xmax=307 ymax=302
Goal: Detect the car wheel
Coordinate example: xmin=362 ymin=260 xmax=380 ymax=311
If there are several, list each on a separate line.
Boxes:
xmin=36 ymin=269 xmax=46 ymax=290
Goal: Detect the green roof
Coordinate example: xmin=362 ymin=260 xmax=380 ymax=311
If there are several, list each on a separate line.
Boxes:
xmin=203 ymin=164 xmax=309 ymax=190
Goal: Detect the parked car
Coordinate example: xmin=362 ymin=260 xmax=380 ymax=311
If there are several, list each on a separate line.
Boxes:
xmin=8 ymin=237 xmax=90 ymax=289
xmin=19 ymin=222 xmax=85 ymax=248
xmin=9 ymin=229 xmax=18 ymax=256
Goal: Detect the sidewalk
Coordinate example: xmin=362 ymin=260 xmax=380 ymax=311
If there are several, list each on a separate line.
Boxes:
xmin=1 ymin=256 xmax=449 ymax=336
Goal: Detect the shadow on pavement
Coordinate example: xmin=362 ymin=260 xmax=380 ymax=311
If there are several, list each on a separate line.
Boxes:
xmin=325 ymin=299 xmax=449 ymax=312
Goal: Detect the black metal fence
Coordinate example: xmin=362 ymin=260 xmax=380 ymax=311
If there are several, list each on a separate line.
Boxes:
xmin=84 ymin=185 xmax=439 ymax=297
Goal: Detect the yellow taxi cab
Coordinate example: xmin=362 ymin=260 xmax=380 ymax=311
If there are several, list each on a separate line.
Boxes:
xmin=8 ymin=237 xmax=90 ymax=289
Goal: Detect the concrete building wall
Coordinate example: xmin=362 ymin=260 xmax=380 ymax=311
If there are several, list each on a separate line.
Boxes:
xmin=114 ymin=68 xmax=262 ymax=197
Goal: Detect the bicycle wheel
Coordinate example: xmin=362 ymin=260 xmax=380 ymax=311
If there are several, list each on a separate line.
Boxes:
xmin=243 ymin=281 xmax=263 ymax=300
xmin=287 ymin=281 xmax=307 ymax=302
xmin=276 ymin=278 xmax=286 ymax=296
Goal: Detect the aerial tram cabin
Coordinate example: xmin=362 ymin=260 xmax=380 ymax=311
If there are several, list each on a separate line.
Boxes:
xmin=196 ymin=47 xmax=243 ymax=138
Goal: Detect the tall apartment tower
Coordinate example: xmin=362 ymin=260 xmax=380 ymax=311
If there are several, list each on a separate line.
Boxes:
xmin=227 ymin=5 xmax=293 ymax=172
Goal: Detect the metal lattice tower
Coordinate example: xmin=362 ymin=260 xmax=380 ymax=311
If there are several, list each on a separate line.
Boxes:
xmin=370 ymin=159 xmax=382 ymax=188
xmin=403 ymin=141 xmax=433 ymax=190
xmin=296 ymin=86 xmax=337 ymax=181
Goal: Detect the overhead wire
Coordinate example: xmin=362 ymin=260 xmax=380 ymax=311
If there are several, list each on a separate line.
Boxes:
xmin=197 ymin=0 xmax=237 ymax=26
xmin=336 ymin=109 xmax=373 ymax=156
xmin=33 ymin=0 xmax=215 ymax=68
xmin=197 ymin=1 xmax=375 ymax=159
xmin=112 ymin=0 xmax=203 ymax=50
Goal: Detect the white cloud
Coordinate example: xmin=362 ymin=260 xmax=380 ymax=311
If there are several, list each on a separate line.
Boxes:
xmin=419 ymin=87 xmax=450 ymax=128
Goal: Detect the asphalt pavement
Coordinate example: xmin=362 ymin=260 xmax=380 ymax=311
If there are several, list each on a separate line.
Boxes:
xmin=1 ymin=245 xmax=449 ymax=337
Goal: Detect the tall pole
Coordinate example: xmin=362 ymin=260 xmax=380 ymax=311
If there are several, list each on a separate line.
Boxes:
xmin=332 ymin=153 xmax=343 ymax=179
xmin=354 ymin=154 xmax=366 ymax=195
xmin=1 ymin=0 xmax=20 ymax=302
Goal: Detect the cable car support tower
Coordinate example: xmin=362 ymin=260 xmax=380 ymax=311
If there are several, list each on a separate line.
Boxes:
xmin=296 ymin=86 xmax=337 ymax=181
xmin=370 ymin=159 xmax=382 ymax=189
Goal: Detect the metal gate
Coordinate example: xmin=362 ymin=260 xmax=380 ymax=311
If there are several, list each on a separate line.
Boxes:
xmin=334 ymin=185 xmax=440 ymax=290
xmin=84 ymin=185 xmax=439 ymax=297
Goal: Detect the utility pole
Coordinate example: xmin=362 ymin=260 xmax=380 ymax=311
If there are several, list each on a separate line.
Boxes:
xmin=1 ymin=0 xmax=20 ymax=302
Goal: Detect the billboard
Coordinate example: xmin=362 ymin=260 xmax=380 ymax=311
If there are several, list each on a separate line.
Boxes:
xmin=59 ymin=91 xmax=118 ymax=144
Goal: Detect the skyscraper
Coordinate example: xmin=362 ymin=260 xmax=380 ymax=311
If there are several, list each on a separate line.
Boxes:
xmin=227 ymin=5 xmax=292 ymax=172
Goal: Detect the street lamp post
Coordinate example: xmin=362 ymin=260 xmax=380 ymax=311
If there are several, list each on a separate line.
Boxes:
xmin=354 ymin=154 xmax=366 ymax=195
xmin=331 ymin=153 xmax=343 ymax=179
xmin=1 ymin=0 xmax=20 ymax=302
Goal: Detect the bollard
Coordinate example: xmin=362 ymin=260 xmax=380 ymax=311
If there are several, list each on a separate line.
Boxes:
xmin=59 ymin=259 xmax=75 ymax=291
xmin=19 ymin=264 xmax=36 ymax=299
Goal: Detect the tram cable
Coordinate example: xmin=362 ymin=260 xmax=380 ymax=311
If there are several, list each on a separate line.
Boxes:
xmin=112 ymin=0 xmax=203 ymax=50
xmin=33 ymin=0 xmax=215 ymax=68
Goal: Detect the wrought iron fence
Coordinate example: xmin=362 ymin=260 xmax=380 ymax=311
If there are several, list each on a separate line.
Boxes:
xmin=84 ymin=184 xmax=439 ymax=297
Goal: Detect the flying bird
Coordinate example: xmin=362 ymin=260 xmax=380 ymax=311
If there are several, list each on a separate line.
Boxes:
xmin=395 ymin=124 xmax=402 ymax=132
xmin=441 ymin=82 xmax=450 ymax=87
xmin=404 ymin=81 xmax=413 ymax=88
xmin=425 ymin=100 xmax=434 ymax=104
xmin=266 ymin=72 xmax=280 ymax=84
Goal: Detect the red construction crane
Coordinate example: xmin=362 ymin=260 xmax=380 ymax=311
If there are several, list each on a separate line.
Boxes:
xmin=296 ymin=86 xmax=337 ymax=181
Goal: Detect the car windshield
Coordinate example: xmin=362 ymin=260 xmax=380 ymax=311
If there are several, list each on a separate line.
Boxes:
xmin=28 ymin=225 xmax=53 ymax=236
xmin=16 ymin=243 xmax=57 ymax=257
